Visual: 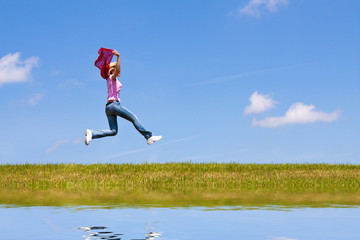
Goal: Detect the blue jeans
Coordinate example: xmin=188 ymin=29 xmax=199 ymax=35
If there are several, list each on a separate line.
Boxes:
xmin=92 ymin=102 xmax=152 ymax=140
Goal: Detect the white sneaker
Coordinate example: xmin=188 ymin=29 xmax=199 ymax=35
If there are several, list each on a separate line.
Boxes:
xmin=147 ymin=135 xmax=162 ymax=145
xmin=85 ymin=129 xmax=92 ymax=145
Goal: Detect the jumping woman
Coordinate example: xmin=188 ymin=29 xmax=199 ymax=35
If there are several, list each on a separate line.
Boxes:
xmin=85 ymin=48 xmax=162 ymax=145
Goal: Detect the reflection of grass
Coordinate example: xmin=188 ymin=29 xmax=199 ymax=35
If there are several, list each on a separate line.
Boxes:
xmin=0 ymin=163 xmax=359 ymax=208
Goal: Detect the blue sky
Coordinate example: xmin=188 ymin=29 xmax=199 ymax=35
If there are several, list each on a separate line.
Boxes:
xmin=0 ymin=0 xmax=359 ymax=164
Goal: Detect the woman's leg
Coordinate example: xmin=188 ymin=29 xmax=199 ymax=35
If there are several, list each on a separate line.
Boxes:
xmin=91 ymin=114 xmax=118 ymax=139
xmin=114 ymin=104 xmax=152 ymax=139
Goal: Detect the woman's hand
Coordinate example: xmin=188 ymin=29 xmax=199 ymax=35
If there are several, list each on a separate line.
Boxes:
xmin=113 ymin=50 xmax=120 ymax=57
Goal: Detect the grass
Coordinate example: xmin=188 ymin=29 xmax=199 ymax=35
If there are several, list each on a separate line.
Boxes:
xmin=0 ymin=163 xmax=359 ymax=208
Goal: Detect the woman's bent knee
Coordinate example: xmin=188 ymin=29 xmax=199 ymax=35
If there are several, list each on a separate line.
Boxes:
xmin=109 ymin=129 xmax=118 ymax=136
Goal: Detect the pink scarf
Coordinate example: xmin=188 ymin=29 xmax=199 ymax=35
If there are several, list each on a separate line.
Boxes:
xmin=94 ymin=48 xmax=114 ymax=79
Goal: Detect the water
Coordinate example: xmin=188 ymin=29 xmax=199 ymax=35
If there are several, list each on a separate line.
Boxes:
xmin=1 ymin=205 xmax=359 ymax=240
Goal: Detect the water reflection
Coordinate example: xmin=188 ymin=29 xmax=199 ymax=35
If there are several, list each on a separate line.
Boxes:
xmin=78 ymin=225 xmax=161 ymax=240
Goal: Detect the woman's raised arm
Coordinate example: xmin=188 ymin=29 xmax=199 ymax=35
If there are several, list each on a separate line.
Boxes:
xmin=112 ymin=50 xmax=121 ymax=80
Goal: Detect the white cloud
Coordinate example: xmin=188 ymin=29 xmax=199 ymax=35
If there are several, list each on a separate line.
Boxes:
xmin=28 ymin=93 xmax=44 ymax=106
xmin=72 ymin=138 xmax=82 ymax=145
xmin=253 ymin=102 xmax=340 ymax=127
xmin=238 ymin=0 xmax=289 ymax=16
xmin=104 ymin=147 xmax=151 ymax=160
xmin=46 ymin=139 xmax=70 ymax=154
xmin=59 ymin=79 xmax=84 ymax=88
xmin=192 ymin=65 xmax=307 ymax=86
xmin=244 ymin=91 xmax=277 ymax=115
xmin=193 ymin=71 xmax=257 ymax=86
xmin=46 ymin=137 xmax=83 ymax=153
xmin=161 ymin=135 xmax=199 ymax=145
xmin=273 ymin=237 xmax=298 ymax=240
xmin=0 ymin=52 xmax=39 ymax=86
xmin=104 ymin=135 xmax=199 ymax=160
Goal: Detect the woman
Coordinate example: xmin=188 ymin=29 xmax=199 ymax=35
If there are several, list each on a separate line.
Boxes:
xmin=85 ymin=49 xmax=162 ymax=145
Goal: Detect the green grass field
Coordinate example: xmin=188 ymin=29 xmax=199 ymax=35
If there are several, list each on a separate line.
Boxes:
xmin=1 ymin=163 xmax=359 ymax=208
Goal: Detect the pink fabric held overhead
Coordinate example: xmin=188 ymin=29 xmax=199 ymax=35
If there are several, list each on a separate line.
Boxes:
xmin=94 ymin=48 xmax=114 ymax=79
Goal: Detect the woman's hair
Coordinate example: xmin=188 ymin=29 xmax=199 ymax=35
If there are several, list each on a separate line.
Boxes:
xmin=108 ymin=62 xmax=117 ymax=77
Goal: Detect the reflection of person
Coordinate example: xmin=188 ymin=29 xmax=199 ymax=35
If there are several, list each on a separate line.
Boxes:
xmin=85 ymin=49 xmax=162 ymax=146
